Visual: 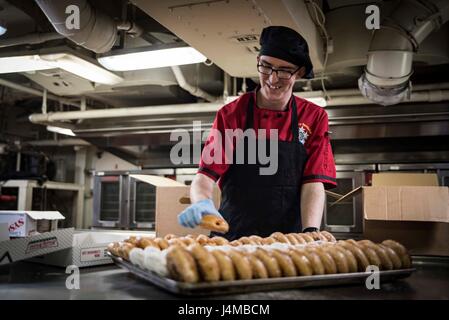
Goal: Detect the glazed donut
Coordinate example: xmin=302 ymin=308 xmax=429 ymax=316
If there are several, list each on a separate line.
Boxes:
xmin=164 ymin=234 xmax=177 ymax=241
xmin=195 ymin=234 xmax=210 ymax=246
xmin=247 ymin=254 xmax=269 ymax=279
xmin=322 ymin=245 xmax=349 ymax=273
xmin=211 ymin=250 xmax=236 ymax=281
xmin=332 ymin=244 xmax=357 ymax=273
xmin=291 ymin=233 xmax=307 ymax=244
xmin=270 ymin=249 xmax=297 ymax=277
xmin=338 ymin=241 xmax=370 ymax=272
xmin=261 ymin=237 xmax=276 ymax=245
xmin=310 ymin=231 xmax=327 ymax=242
xmin=381 ymin=240 xmax=412 ymax=268
xmin=298 ymin=248 xmax=325 ymax=275
xmin=288 ymin=249 xmax=313 ymax=276
xmin=168 ymin=238 xmax=187 ymax=247
xmin=308 ymin=247 xmax=338 ymax=274
xmin=239 ymin=236 xmax=256 ymax=245
xmin=124 ymin=236 xmax=139 ymax=246
xmin=333 ymin=245 xmax=358 ymax=273
xmin=138 ymin=237 xmax=160 ymax=249
xmin=200 ymin=215 xmax=229 ymax=234
xmin=107 ymin=242 xmax=121 ymax=256
xmin=320 ymin=231 xmax=337 ymax=242
xmin=188 ymin=243 xmax=220 ymax=282
xmin=356 ymin=242 xmax=382 ymax=268
xmin=299 ymin=233 xmax=315 ymax=243
xmin=358 ymin=240 xmax=393 ymax=270
xmin=210 ymin=236 xmax=229 ymax=246
xmin=285 ymin=234 xmax=300 ymax=245
xmin=180 ymin=237 xmax=196 ymax=246
xmin=154 ymin=238 xmax=169 ymax=250
xmin=166 ymin=245 xmax=199 ymax=283
xmin=226 ymin=249 xmax=253 ymax=280
xmin=119 ymin=242 xmax=135 ymax=260
xmin=249 ymin=235 xmax=264 ymax=245
xmin=379 ymin=244 xmax=402 ymax=269
xmin=253 ymin=248 xmax=282 ymax=278
xmin=229 ymin=240 xmax=243 ymax=246
xmin=270 ymin=232 xmax=289 ymax=243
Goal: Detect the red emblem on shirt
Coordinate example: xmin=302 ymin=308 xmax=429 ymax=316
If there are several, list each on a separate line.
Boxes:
xmin=298 ymin=123 xmax=312 ymax=145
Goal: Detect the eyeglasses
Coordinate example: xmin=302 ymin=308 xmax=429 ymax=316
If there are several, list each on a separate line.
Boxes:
xmin=257 ymin=63 xmax=299 ymax=80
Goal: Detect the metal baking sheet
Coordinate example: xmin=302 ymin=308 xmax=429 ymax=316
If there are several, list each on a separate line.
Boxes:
xmin=108 ymin=252 xmax=415 ymax=296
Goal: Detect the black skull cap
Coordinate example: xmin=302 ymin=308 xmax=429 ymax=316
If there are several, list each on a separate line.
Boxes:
xmin=259 ymin=26 xmax=314 ymax=79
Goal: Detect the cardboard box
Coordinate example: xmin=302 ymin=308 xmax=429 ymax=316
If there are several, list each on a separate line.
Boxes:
xmin=130 ymin=175 xmax=220 ymax=237
xmin=362 ymin=173 xmax=449 ymax=256
xmin=0 ymin=211 xmax=65 ymax=237
xmin=0 ymin=228 xmax=74 ymax=265
xmin=363 ymin=186 xmax=449 ymax=223
xmin=30 ymin=230 xmax=154 ymax=267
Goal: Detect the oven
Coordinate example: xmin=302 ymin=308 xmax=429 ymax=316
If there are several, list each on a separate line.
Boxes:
xmin=322 ymin=165 xmax=374 ymax=237
xmin=92 ymin=169 xmax=175 ymax=230
xmin=93 ymin=173 xmax=127 ymax=228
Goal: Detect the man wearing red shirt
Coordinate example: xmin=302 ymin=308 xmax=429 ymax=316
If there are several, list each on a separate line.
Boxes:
xmin=178 ymin=26 xmax=336 ymax=240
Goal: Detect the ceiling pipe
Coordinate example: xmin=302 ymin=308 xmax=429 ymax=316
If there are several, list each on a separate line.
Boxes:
xmin=29 ymin=88 xmax=449 ymax=125
xmin=359 ymin=0 xmax=449 ymax=106
xmin=325 ymin=90 xmax=449 ymax=106
xmin=29 ymin=103 xmax=222 ymax=123
xmin=0 ymin=77 xmax=81 ymax=108
xmin=297 ymin=82 xmax=449 ymax=98
xmin=26 ymin=138 xmax=90 ymax=146
xmin=0 ymin=32 xmax=64 ymax=48
xmin=170 ymin=66 xmax=220 ymax=103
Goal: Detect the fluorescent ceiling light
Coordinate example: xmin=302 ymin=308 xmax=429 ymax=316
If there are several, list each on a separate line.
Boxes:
xmin=0 ymin=55 xmax=52 ymax=73
xmin=0 ymin=53 xmax=123 ymax=85
xmin=97 ymin=46 xmax=207 ymax=71
xmin=47 ymin=126 xmax=75 ymax=136
xmin=40 ymin=54 xmax=123 ymax=85
xmin=0 ymin=25 xmax=7 ymax=36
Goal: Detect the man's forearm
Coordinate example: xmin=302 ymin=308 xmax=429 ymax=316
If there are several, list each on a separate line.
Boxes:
xmin=190 ymin=173 xmax=216 ymax=203
xmin=300 ymin=182 xmax=325 ymax=230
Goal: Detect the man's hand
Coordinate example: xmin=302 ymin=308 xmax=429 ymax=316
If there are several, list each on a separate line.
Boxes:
xmin=178 ymin=199 xmax=223 ymax=228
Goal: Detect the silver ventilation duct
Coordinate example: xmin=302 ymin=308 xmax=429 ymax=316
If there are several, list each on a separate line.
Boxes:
xmin=35 ymin=0 xmax=118 ymax=53
xmin=359 ymin=0 xmax=449 ymax=106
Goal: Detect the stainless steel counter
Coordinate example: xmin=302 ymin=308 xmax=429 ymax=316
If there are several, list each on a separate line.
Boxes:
xmin=0 ymin=256 xmax=448 ymax=300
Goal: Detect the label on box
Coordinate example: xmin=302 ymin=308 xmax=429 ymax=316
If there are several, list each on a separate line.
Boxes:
xmin=80 ymin=246 xmax=109 ymax=262
xmin=26 ymin=236 xmax=58 ymax=253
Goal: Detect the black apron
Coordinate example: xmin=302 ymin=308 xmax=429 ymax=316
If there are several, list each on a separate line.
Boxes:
xmin=214 ymin=93 xmax=308 ymax=240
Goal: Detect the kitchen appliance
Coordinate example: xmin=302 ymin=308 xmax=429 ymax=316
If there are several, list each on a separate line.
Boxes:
xmin=92 ymin=169 xmax=175 ymax=230
xmin=322 ymin=165 xmax=374 ymax=238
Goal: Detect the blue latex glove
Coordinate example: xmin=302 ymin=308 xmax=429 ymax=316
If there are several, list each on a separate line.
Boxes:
xmin=178 ymin=199 xmax=223 ymax=228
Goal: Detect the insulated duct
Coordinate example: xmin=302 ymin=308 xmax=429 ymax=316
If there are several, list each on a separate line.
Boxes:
xmin=359 ymin=0 xmax=449 ymax=106
xmin=35 ymin=0 xmax=118 ymax=53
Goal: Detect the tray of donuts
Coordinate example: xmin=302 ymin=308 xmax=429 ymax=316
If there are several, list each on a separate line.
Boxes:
xmin=107 ymin=231 xmax=414 ymax=296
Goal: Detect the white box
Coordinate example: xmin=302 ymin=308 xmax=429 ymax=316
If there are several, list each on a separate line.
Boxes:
xmin=0 ymin=228 xmax=74 ymax=265
xmin=0 ymin=211 xmax=65 ymax=237
xmin=30 ymin=230 xmax=155 ymax=267
xmin=0 ymin=223 xmax=8 ymax=242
